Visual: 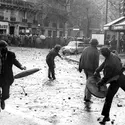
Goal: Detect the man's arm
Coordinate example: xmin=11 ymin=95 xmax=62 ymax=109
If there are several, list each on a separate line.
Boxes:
xmin=95 ymin=60 xmax=105 ymax=73
xmin=78 ymin=55 xmax=84 ymax=72
xmin=57 ymin=53 xmax=63 ymax=59
xmin=101 ymin=66 xmax=113 ymax=83
xmin=13 ymin=58 xmax=26 ymax=70
xmin=12 ymin=53 xmax=26 ymax=70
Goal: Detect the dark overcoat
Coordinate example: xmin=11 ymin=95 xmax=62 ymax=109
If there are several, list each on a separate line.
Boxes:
xmin=0 ymin=50 xmax=22 ymax=86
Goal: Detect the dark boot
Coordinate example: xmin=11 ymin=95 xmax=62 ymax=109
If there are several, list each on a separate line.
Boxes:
xmin=48 ymin=69 xmax=52 ymax=79
xmin=52 ymin=77 xmax=56 ymax=80
xmin=99 ymin=116 xmax=110 ymax=124
xmin=1 ymin=100 xmax=5 ymax=110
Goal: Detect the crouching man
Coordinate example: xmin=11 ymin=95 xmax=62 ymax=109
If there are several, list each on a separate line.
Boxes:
xmin=94 ymin=46 xmax=125 ymax=124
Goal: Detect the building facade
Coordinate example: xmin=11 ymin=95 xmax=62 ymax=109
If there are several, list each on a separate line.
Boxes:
xmin=0 ymin=0 xmax=70 ymax=37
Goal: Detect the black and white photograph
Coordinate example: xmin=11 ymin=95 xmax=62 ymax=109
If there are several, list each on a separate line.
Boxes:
xmin=0 ymin=0 xmax=125 ymax=125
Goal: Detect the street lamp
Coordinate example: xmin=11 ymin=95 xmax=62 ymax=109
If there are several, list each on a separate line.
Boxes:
xmin=105 ymin=0 xmax=108 ymax=24
xmin=73 ymin=28 xmax=80 ymax=55
xmin=104 ymin=0 xmax=109 ymax=44
xmin=38 ymin=24 xmax=41 ymax=35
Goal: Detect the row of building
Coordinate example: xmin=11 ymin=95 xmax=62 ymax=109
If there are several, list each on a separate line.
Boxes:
xmin=0 ymin=0 xmax=70 ymax=37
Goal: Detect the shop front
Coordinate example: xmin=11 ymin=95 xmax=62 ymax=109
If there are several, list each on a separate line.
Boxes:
xmin=0 ymin=21 xmax=9 ymax=35
xmin=104 ymin=16 xmax=125 ymax=52
xmin=111 ymin=20 xmax=125 ymax=31
xmin=104 ymin=17 xmax=125 ymax=30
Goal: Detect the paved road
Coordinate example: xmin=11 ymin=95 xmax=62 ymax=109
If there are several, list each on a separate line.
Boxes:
xmin=0 ymin=47 xmax=125 ymax=125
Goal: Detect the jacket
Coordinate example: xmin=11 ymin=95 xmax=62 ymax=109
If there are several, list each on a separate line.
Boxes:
xmin=79 ymin=45 xmax=99 ymax=72
xmin=46 ymin=48 xmax=61 ymax=65
xmin=96 ymin=52 xmax=122 ymax=83
xmin=0 ymin=51 xmax=23 ymax=85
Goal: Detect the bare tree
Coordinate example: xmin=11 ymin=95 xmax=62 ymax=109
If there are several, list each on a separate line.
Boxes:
xmin=69 ymin=0 xmax=102 ymax=37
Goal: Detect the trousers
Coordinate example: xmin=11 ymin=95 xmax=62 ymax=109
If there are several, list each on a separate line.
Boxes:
xmin=0 ymin=76 xmax=10 ymax=100
xmin=101 ymin=74 xmax=125 ymax=117
xmin=46 ymin=60 xmax=55 ymax=78
xmin=84 ymin=70 xmax=94 ymax=100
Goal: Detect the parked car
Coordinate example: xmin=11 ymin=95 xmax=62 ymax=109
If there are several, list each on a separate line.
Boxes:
xmin=61 ymin=41 xmax=89 ymax=55
xmin=76 ymin=37 xmax=84 ymax=42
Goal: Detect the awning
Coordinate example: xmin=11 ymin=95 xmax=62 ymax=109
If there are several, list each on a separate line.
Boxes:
xmin=111 ymin=20 xmax=125 ymax=30
xmin=104 ymin=16 xmax=125 ymax=30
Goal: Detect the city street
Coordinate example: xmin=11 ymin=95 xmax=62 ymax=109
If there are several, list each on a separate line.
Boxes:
xmin=0 ymin=47 xmax=125 ymax=125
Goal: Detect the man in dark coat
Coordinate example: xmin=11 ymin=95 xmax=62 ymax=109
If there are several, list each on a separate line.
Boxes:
xmin=46 ymin=44 xmax=63 ymax=80
xmin=94 ymin=46 xmax=125 ymax=124
xmin=78 ymin=39 xmax=99 ymax=102
xmin=0 ymin=40 xmax=26 ymax=110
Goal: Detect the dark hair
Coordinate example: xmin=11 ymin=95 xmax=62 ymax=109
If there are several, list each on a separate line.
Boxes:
xmin=54 ymin=44 xmax=61 ymax=51
xmin=100 ymin=46 xmax=111 ymax=57
xmin=0 ymin=40 xmax=8 ymax=47
xmin=89 ymin=39 xmax=98 ymax=46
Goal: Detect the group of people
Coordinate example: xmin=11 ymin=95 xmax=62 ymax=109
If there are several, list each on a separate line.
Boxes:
xmin=105 ymin=33 xmax=125 ymax=53
xmin=0 ymin=38 xmax=125 ymax=124
xmin=0 ymin=39 xmax=64 ymax=111
xmin=79 ymin=38 xmax=125 ymax=124
xmin=46 ymin=38 xmax=125 ymax=124
xmin=1 ymin=34 xmax=68 ymax=49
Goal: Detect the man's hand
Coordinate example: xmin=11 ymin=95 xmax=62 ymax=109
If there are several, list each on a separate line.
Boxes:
xmin=78 ymin=68 xmax=82 ymax=73
xmin=21 ymin=66 xmax=26 ymax=70
xmin=94 ymin=71 xmax=98 ymax=77
xmin=94 ymin=72 xmax=101 ymax=78
xmin=96 ymin=79 xmax=104 ymax=88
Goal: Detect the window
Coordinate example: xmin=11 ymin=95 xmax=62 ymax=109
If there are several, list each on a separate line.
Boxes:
xmin=5 ymin=17 xmax=8 ymax=21
xmin=0 ymin=9 xmax=4 ymax=16
xmin=52 ymin=22 xmax=57 ymax=28
xmin=44 ymin=18 xmax=49 ymax=27
xmin=68 ymin=41 xmax=76 ymax=46
xmin=48 ymin=30 xmax=52 ymax=37
xmin=78 ymin=43 xmax=84 ymax=47
xmin=41 ymin=30 xmax=45 ymax=35
xmin=59 ymin=23 xmax=64 ymax=28
xmin=11 ymin=10 xmax=16 ymax=17
xmin=53 ymin=31 xmax=57 ymax=37
xmin=59 ymin=31 xmax=63 ymax=37
xmin=44 ymin=21 xmax=49 ymax=27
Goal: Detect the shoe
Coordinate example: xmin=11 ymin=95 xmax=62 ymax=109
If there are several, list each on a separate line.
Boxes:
xmin=48 ymin=76 xmax=52 ymax=80
xmin=1 ymin=100 xmax=5 ymax=110
xmin=84 ymin=98 xmax=92 ymax=103
xmin=52 ymin=77 xmax=56 ymax=80
xmin=99 ymin=116 xmax=110 ymax=124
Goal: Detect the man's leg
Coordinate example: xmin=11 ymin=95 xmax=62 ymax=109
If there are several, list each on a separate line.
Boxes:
xmin=48 ymin=64 xmax=55 ymax=80
xmin=48 ymin=68 xmax=52 ymax=79
xmin=51 ymin=67 xmax=55 ymax=80
xmin=101 ymin=82 xmax=119 ymax=122
xmin=1 ymin=84 xmax=10 ymax=110
xmin=84 ymin=70 xmax=93 ymax=102
xmin=84 ymin=86 xmax=91 ymax=101
xmin=47 ymin=61 xmax=52 ymax=79
xmin=119 ymin=74 xmax=125 ymax=91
